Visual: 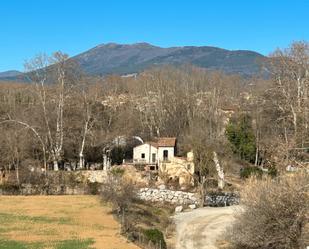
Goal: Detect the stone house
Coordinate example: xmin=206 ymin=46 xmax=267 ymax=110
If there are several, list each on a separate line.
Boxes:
xmin=133 ymin=137 xmax=176 ymax=169
xmin=132 ymin=137 xmax=195 ymax=186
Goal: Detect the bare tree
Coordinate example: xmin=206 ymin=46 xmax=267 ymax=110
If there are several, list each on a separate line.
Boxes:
xmin=25 ymin=52 xmax=72 ymax=170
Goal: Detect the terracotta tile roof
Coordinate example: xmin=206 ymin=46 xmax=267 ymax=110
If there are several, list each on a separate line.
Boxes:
xmin=142 ymin=137 xmax=176 ymax=148
xmin=156 ymin=137 xmax=176 ymax=147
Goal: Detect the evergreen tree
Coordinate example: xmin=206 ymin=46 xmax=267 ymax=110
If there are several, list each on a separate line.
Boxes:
xmin=226 ymin=114 xmax=256 ymax=163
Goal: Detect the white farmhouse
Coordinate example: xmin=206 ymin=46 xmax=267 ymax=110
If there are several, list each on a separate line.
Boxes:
xmin=133 ymin=137 xmax=176 ymax=168
xmin=132 ymin=137 xmax=195 ymax=187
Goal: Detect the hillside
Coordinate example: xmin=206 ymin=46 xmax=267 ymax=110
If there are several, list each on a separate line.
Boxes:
xmin=74 ymin=42 xmax=266 ymax=77
xmin=0 ymin=43 xmax=267 ymax=81
xmin=0 ymin=70 xmax=22 ymax=79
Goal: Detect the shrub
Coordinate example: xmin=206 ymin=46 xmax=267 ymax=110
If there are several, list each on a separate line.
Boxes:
xmin=226 ymin=114 xmax=257 ymax=163
xmin=0 ymin=183 xmax=20 ymax=194
xmin=267 ymin=166 xmax=278 ymax=177
xmin=143 ymin=228 xmax=167 ymax=249
xmin=100 ymin=172 xmax=136 ymax=214
xmin=227 ymin=172 xmax=309 ymax=249
xmin=87 ymin=182 xmax=101 ymax=195
xmin=240 ymin=166 xmax=263 ymax=178
xmin=110 ymin=167 xmax=125 ymax=177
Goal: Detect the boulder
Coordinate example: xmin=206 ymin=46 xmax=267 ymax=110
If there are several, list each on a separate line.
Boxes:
xmin=158 ymin=184 xmax=166 ymax=190
xmin=189 ymin=204 xmax=197 ymax=209
xmin=175 ymin=205 xmax=183 ymax=213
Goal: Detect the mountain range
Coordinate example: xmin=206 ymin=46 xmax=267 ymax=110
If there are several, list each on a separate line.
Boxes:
xmin=0 ymin=42 xmax=267 ymax=81
xmin=0 ymin=70 xmax=22 ymax=79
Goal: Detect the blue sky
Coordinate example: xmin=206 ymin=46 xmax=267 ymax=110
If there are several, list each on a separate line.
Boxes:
xmin=1 ymin=0 xmax=309 ymax=72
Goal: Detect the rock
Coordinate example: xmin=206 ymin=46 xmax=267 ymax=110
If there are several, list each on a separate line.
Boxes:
xmin=175 ymin=206 xmax=183 ymax=213
xmin=158 ymin=184 xmax=166 ymax=190
xmin=189 ymin=204 xmax=196 ymax=209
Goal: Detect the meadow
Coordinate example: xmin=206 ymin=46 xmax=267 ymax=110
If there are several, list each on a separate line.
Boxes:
xmin=0 ymin=195 xmax=139 ymax=249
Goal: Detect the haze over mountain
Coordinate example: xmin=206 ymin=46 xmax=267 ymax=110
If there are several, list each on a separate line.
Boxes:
xmin=0 ymin=42 xmax=267 ymax=80
xmin=0 ymin=70 xmax=22 ymax=79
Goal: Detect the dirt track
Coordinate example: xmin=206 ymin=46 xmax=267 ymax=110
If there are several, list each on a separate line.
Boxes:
xmin=174 ymin=206 xmax=236 ymax=249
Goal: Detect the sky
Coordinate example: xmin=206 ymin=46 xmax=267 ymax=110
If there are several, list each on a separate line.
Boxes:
xmin=0 ymin=0 xmax=309 ymax=72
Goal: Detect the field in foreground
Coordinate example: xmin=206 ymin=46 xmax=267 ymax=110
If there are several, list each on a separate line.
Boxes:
xmin=0 ymin=195 xmax=140 ymax=249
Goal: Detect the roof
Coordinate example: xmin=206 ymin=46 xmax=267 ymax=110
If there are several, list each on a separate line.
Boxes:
xmin=134 ymin=137 xmax=177 ymax=148
xmin=156 ymin=137 xmax=176 ymax=147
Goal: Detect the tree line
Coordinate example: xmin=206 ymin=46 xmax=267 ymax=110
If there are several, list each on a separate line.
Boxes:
xmin=0 ymin=41 xmax=309 ymax=183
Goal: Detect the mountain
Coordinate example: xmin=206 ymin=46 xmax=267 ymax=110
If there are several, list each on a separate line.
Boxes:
xmin=73 ymin=42 xmax=266 ymax=77
xmin=0 ymin=70 xmax=22 ymax=79
xmin=0 ymin=43 xmax=267 ymax=81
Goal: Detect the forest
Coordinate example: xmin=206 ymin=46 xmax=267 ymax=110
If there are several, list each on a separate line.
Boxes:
xmin=0 ymin=41 xmax=309 ymax=182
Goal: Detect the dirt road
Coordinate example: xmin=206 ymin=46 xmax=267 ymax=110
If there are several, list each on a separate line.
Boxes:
xmin=173 ymin=206 xmax=236 ymax=249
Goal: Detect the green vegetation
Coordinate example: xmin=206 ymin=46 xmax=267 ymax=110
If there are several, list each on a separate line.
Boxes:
xmin=143 ymin=229 xmax=167 ymax=249
xmin=240 ymin=167 xmax=263 ymax=178
xmin=109 ymin=167 xmax=125 ymax=177
xmin=0 ymin=238 xmax=94 ymax=249
xmin=0 ymin=212 xmax=72 ymax=225
xmin=54 ymin=239 xmax=95 ymax=249
xmin=87 ymin=182 xmax=101 ymax=195
xmin=226 ymin=114 xmax=257 ymax=163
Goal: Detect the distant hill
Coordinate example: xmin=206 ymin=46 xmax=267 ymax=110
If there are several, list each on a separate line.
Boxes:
xmin=0 ymin=70 xmax=22 ymax=79
xmin=73 ymin=42 xmax=266 ymax=77
xmin=0 ymin=43 xmax=267 ymax=81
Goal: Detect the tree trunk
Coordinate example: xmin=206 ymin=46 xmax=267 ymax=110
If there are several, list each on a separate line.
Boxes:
xmin=213 ymin=151 xmax=224 ymax=190
xmin=53 ymin=160 xmax=59 ymax=171
xmin=15 ymin=164 xmax=20 ymax=185
xmin=79 ymin=153 xmax=84 ymax=170
xmin=198 ymin=176 xmax=206 ymax=207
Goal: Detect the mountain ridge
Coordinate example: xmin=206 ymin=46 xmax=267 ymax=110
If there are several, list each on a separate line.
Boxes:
xmin=73 ymin=42 xmax=266 ymax=76
xmin=0 ymin=42 xmax=267 ymax=80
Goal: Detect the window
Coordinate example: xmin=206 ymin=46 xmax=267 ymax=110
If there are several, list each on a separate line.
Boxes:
xmin=152 ymin=153 xmax=156 ymax=163
xmin=141 ymin=153 xmax=145 ymax=159
xmin=163 ymin=150 xmax=168 ymax=161
xmin=187 ymin=164 xmax=191 ymax=170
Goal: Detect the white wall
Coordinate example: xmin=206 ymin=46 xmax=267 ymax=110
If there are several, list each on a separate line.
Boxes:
xmin=158 ymin=147 xmax=175 ymax=162
xmin=133 ymin=144 xmax=158 ymax=164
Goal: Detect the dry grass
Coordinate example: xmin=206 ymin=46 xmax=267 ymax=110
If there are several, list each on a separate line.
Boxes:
xmin=226 ymin=172 xmax=309 ymax=249
xmin=0 ymin=195 xmax=140 ymax=249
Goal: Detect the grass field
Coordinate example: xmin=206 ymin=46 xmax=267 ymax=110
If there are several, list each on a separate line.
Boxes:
xmin=0 ymin=195 xmax=140 ymax=249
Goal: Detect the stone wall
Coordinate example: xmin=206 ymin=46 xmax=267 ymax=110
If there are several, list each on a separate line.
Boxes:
xmin=137 ymin=187 xmax=199 ymax=205
xmin=82 ymin=170 xmax=107 ymax=183
xmin=205 ymin=192 xmax=240 ymax=207
xmin=137 ymin=187 xmax=240 ymax=207
xmin=0 ymin=183 xmax=87 ymax=195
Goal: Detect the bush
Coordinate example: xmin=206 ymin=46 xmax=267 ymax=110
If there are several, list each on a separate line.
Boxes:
xmin=0 ymin=183 xmax=20 ymax=194
xmin=110 ymin=167 xmax=125 ymax=177
xmin=87 ymin=182 xmax=101 ymax=195
xmin=143 ymin=228 xmax=167 ymax=249
xmin=267 ymin=166 xmax=278 ymax=177
xmin=240 ymin=166 xmax=263 ymax=178
xmin=226 ymin=114 xmax=257 ymax=163
xmin=227 ymin=172 xmax=309 ymax=249
xmin=100 ymin=172 xmax=136 ymax=214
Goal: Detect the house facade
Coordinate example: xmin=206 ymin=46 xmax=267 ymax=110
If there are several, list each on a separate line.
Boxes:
xmin=133 ymin=137 xmax=176 ymax=165
xmin=133 ymin=143 xmax=158 ymax=165
xmin=132 ymin=137 xmax=195 ymax=187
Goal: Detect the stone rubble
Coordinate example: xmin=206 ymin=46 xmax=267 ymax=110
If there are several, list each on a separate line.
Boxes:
xmin=175 ymin=206 xmax=183 ymax=213
xmin=137 ymin=187 xmax=199 ymax=205
xmin=137 ymin=188 xmax=240 ymax=207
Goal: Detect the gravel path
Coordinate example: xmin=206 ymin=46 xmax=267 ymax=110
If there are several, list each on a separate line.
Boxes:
xmin=173 ymin=206 xmax=236 ymax=249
